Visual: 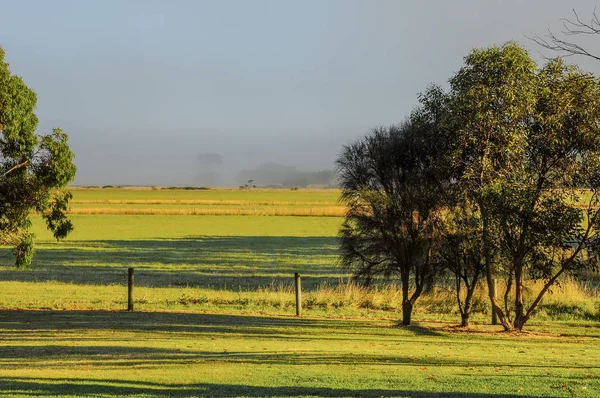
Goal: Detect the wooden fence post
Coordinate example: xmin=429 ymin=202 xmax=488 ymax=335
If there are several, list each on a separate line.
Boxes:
xmin=128 ymin=267 xmax=134 ymax=311
xmin=294 ymin=272 xmax=302 ymax=317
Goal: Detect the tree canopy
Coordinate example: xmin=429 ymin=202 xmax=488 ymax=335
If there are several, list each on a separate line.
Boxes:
xmin=338 ymin=42 xmax=600 ymax=330
xmin=0 ymin=47 xmax=76 ymax=267
xmin=336 ymin=86 xmax=451 ymax=326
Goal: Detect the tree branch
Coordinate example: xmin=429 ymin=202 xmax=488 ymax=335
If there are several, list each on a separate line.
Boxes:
xmin=1 ymin=161 xmax=28 ymax=178
xmin=529 ymin=8 xmax=600 ymax=61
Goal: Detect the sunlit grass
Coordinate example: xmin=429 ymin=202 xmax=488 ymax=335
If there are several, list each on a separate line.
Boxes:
xmin=65 ymin=188 xmax=346 ymax=217
xmin=0 ymin=278 xmax=597 ymax=323
xmin=66 ymin=206 xmax=346 ymax=217
xmin=70 ymin=187 xmax=341 ymax=203
xmin=0 ymin=309 xmax=598 ymax=397
xmin=25 ymin=214 xmax=343 ymax=240
xmin=70 ymin=199 xmax=339 ymax=206
xmin=1 ymin=213 xmax=598 ymax=321
xmin=1 ymin=188 xmax=599 ymax=396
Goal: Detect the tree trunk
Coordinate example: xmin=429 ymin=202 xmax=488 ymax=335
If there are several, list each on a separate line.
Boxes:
xmin=513 ymin=315 xmax=528 ymax=331
xmin=460 ymin=313 xmax=469 ymax=327
xmin=402 ymin=300 xmax=413 ymax=326
xmin=481 ymin=211 xmax=510 ymax=330
xmin=401 ymin=271 xmax=412 ymax=326
xmin=460 ymin=286 xmax=475 ymax=327
xmin=513 ymin=263 xmax=525 ymax=330
xmin=481 ymin=207 xmax=500 ymax=325
xmin=485 ymin=262 xmax=511 ymax=330
xmin=513 ymin=265 xmax=569 ymax=331
xmin=490 ymin=278 xmax=498 ymax=325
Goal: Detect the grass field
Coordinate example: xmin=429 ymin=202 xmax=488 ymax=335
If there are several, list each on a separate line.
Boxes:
xmin=66 ymin=188 xmax=345 ymax=216
xmin=69 ymin=187 xmax=342 ymax=203
xmin=1 ymin=188 xmax=599 ymax=397
xmin=1 ymin=310 xmax=599 ymax=397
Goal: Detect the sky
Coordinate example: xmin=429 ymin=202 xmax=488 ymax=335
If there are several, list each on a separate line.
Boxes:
xmin=1 ymin=0 xmax=599 ymax=186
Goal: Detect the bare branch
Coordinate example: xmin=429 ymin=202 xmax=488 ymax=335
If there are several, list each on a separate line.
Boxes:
xmin=561 ymin=8 xmax=600 ymax=35
xmin=1 ymin=161 xmax=28 ymax=179
xmin=529 ymin=8 xmax=600 ymax=62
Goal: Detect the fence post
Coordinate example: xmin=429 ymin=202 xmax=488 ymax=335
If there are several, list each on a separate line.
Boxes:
xmin=128 ymin=267 xmax=134 ymax=311
xmin=294 ymin=272 xmax=302 ymax=317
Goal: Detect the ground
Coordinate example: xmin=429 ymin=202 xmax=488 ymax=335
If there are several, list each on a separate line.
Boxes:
xmin=0 ymin=188 xmax=598 ymax=397
xmin=1 ymin=310 xmax=599 ymax=397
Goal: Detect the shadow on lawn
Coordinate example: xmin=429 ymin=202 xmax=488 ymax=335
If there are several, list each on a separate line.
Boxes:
xmin=1 ymin=310 xmax=598 ymax=369
xmin=0 ymin=309 xmax=436 ymax=341
xmin=0 ymin=377 xmax=557 ymax=398
xmin=0 ymin=310 xmax=593 ymax=397
xmin=0 ymin=236 xmax=341 ymax=289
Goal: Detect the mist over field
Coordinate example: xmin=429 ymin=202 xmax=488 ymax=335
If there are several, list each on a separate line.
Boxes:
xmin=2 ymin=0 xmax=599 ymax=186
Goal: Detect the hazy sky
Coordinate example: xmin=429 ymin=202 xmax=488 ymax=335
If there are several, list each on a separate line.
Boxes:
xmin=2 ymin=0 xmax=599 ymax=186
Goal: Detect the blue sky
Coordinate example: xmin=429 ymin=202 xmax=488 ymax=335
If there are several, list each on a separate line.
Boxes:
xmin=2 ymin=0 xmax=599 ymax=185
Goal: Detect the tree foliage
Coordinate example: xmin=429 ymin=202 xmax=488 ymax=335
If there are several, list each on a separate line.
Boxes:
xmin=437 ymin=199 xmax=486 ymax=327
xmin=0 ymin=47 xmax=76 ymax=267
xmin=336 ymin=87 xmax=451 ymax=326
xmin=338 ymin=42 xmax=600 ymax=331
xmin=448 ymin=44 xmax=600 ymax=330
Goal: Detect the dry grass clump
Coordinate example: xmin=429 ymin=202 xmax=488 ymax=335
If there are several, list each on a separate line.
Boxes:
xmin=171 ymin=278 xmax=600 ymax=321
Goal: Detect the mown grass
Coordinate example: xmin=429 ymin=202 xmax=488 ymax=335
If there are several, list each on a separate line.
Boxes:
xmin=24 ymin=214 xmax=343 ymax=239
xmin=1 ymin=309 xmax=599 ymax=398
xmin=69 ymin=199 xmax=339 ymax=206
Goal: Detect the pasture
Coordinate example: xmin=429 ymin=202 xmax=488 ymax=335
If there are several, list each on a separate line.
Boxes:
xmin=66 ymin=188 xmax=345 ymax=216
xmin=0 ymin=188 xmax=599 ymax=397
xmin=1 ymin=310 xmax=599 ymax=397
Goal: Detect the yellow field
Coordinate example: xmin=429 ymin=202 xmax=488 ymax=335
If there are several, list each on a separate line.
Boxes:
xmin=67 ymin=206 xmax=346 ymax=216
xmin=66 ymin=187 xmax=346 ymax=216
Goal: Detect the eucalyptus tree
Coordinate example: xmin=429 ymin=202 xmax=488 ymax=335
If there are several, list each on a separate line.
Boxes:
xmin=449 ymin=42 xmax=600 ymax=330
xmin=0 ymin=48 xmax=76 ymax=267
xmin=489 ymin=59 xmax=600 ymax=330
xmin=336 ymin=87 xmax=451 ymax=325
xmin=448 ymin=42 xmax=538 ymax=329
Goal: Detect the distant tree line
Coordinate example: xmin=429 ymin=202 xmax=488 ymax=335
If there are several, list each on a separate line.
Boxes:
xmin=236 ymin=163 xmax=336 ymax=188
xmin=337 ymin=42 xmax=600 ymax=331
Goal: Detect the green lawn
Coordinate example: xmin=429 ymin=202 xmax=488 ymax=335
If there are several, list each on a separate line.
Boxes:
xmin=0 ymin=214 xmax=358 ymax=315
xmin=0 ymin=215 xmax=343 ymax=291
xmin=1 ymin=310 xmax=599 ymax=398
xmin=27 ymin=214 xmax=343 ymax=240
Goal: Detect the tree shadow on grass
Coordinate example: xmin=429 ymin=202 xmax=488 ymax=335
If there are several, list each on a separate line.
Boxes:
xmin=0 ymin=309 xmax=437 ymax=341
xmin=0 ymin=311 xmax=594 ymax=397
xmin=0 ymin=377 xmax=559 ymax=398
xmin=0 ymin=236 xmax=342 ymax=289
xmin=1 ymin=310 xmax=598 ymax=370
xmin=1 ymin=343 xmax=596 ymax=372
